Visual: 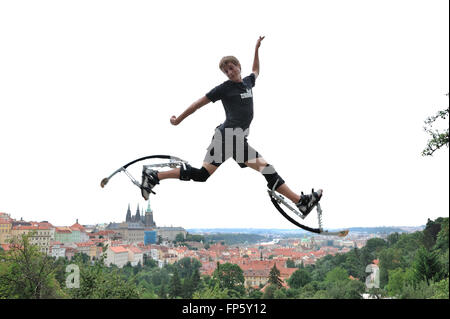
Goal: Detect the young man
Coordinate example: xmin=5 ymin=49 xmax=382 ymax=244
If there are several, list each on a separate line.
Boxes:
xmin=141 ymin=36 xmax=322 ymax=217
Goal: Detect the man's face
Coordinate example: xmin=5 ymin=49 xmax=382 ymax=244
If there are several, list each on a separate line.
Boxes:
xmin=222 ymin=62 xmax=242 ymax=82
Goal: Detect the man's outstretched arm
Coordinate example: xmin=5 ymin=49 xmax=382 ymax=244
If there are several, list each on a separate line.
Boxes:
xmin=252 ymin=36 xmax=265 ymax=79
xmin=170 ymin=96 xmax=211 ymax=125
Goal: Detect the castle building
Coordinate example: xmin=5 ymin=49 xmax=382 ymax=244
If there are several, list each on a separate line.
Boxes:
xmin=125 ymin=201 xmax=156 ymax=228
xmin=106 ymin=199 xmax=186 ymax=244
xmin=106 ymin=200 xmax=156 ymax=244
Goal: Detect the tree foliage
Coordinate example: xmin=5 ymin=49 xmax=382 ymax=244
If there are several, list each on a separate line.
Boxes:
xmin=288 ymin=268 xmax=311 ymax=289
xmin=168 ymin=268 xmax=182 ymax=299
xmin=268 ymin=264 xmax=283 ymax=288
xmin=212 ymin=262 xmax=245 ymax=298
xmin=422 ymin=94 xmax=449 ymax=156
xmin=0 ymin=234 xmax=65 ymax=299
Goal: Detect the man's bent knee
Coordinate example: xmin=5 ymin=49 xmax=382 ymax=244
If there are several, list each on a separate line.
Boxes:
xmin=262 ymin=164 xmax=285 ymax=190
xmin=180 ymin=163 xmax=212 ymax=182
xmin=244 ymin=157 xmax=268 ymax=172
xmin=202 ymin=162 xmax=219 ymax=176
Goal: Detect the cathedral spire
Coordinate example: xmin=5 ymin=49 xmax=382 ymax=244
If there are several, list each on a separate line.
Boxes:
xmin=135 ymin=204 xmax=141 ymax=222
xmin=126 ymin=203 xmax=132 ymax=222
xmin=144 ymin=198 xmax=155 ymax=227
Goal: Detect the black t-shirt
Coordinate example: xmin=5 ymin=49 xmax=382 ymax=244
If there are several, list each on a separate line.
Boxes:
xmin=206 ymin=73 xmax=256 ymax=132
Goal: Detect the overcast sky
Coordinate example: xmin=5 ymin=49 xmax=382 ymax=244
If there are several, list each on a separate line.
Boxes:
xmin=1 ymin=0 xmax=448 ymax=231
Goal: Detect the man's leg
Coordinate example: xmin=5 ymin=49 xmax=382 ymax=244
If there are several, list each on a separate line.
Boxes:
xmin=244 ymin=157 xmax=301 ymax=203
xmin=244 ymin=156 xmax=323 ymax=216
xmin=141 ymin=161 xmax=219 ymax=200
xmin=157 ymin=162 xmax=218 ymax=181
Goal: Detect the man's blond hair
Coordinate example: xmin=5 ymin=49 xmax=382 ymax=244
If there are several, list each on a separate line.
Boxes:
xmin=219 ymin=56 xmax=241 ymax=72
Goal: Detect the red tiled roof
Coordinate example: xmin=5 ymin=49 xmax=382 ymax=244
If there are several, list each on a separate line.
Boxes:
xmin=1 ymin=244 xmax=11 ymax=251
xmin=110 ymin=246 xmax=128 ymax=254
xmin=38 ymin=222 xmax=54 ymax=228
xmin=75 ymin=241 xmax=95 ymax=247
xmin=70 ymin=223 xmax=86 ymax=232
xmin=56 ymin=227 xmax=72 ymax=234
xmin=128 ymin=246 xmax=143 ymax=254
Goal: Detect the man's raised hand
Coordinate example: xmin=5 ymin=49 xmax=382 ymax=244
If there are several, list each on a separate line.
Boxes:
xmin=256 ymin=36 xmax=265 ymax=50
xmin=170 ymin=115 xmax=179 ymax=126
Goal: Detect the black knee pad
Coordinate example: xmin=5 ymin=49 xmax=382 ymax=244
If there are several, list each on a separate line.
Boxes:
xmin=180 ymin=164 xmax=210 ymax=182
xmin=262 ymin=164 xmax=285 ymax=190
xmin=180 ymin=163 xmax=192 ymax=181
xmin=192 ymin=167 xmax=210 ymax=182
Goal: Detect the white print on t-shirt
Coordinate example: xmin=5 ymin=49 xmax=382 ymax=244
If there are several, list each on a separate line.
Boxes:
xmin=240 ymin=88 xmax=253 ymax=99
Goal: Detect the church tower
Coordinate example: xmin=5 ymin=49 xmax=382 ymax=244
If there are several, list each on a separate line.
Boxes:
xmin=135 ymin=204 xmax=141 ymax=223
xmin=126 ymin=204 xmax=132 ymax=222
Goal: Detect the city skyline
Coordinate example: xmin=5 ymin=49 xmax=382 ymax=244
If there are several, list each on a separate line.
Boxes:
xmin=0 ymin=208 xmax=428 ymax=233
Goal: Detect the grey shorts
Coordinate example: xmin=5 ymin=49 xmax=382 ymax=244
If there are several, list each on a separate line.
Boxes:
xmin=203 ymin=127 xmax=262 ymax=168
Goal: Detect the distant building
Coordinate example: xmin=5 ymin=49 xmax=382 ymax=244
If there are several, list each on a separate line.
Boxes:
xmin=50 ymin=242 xmax=66 ymax=259
xmin=127 ymin=245 xmax=144 ymax=266
xmin=126 ymin=202 xmax=156 ymax=228
xmin=244 ymin=268 xmax=270 ymax=288
xmin=54 ymin=220 xmax=89 ymax=244
xmin=0 ymin=214 xmax=12 ymax=244
xmin=144 ymin=231 xmax=157 ymax=245
xmin=106 ymin=201 xmax=187 ymax=245
xmin=105 ymin=246 xmax=129 ymax=268
xmin=157 ymin=227 xmax=186 ymax=242
xmin=106 ymin=202 xmax=157 ymax=244
xmin=11 ymin=223 xmax=52 ymax=255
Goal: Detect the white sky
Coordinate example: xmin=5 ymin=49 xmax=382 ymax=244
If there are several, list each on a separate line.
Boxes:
xmin=1 ymin=0 xmax=448 ymax=230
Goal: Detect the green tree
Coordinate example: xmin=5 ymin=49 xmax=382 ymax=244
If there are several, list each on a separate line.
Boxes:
xmin=268 ymin=264 xmax=283 ymax=288
xmin=438 ymin=249 xmax=449 ymax=276
xmin=191 ymin=268 xmax=202 ymax=293
xmin=295 ymin=282 xmax=318 ymax=299
xmin=385 ymin=268 xmax=414 ymax=297
xmin=262 ymin=284 xmax=277 ymax=299
xmin=343 ymin=280 xmax=366 ymax=299
xmin=285 ymin=258 xmax=296 ymax=268
xmin=412 ymin=247 xmax=442 ymax=285
xmin=0 ymin=234 xmax=65 ymax=299
xmin=181 ymin=276 xmax=194 ymax=299
xmin=287 ymin=268 xmax=311 ymax=289
xmin=342 ymin=249 xmax=365 ymax=280
xmin=387 ymin=232 xmax=401 ymax=247
xmin=193 ymin=281 xmax=229 ymax=299
xmin=325 ymin=267 xmax=349 ymax=284
xmin=325 ymin=278 xmax=365 ymax=299
xmin=247 ymin=287 xmax=263 ymax=299
xmin=378 ymin=247 xmax=403 ymax=287
xmin=423 ymin=218 xmax=443 ymax=250
xmin=422 ymin=94 xmax=449 ymax=156
xmin=175 ymin=233 xmax=185 ymax=243
xmin=168 ymin=269 xmax=182 ymax=299
xmin=434 ymin=218 xmax=449 ymax=251
xmin=364 ymin=238 xmax=387 ymax=256
xmin=68 ymin=253 xmax=141 ymax=299
xmin=158 ymin=283 xmax=167 ymax=299
xmin=174 ymin=257 xmax=202 ymax=280
xmin=400 ymin=280 xmax=436 ymax=299
xmin=431 ymin=277 xmax=449 ymax=299
xmin=213 ymin=262 xmax=245 ymax=298
xmin=273 ymin=288 xmax=287 ymax=299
